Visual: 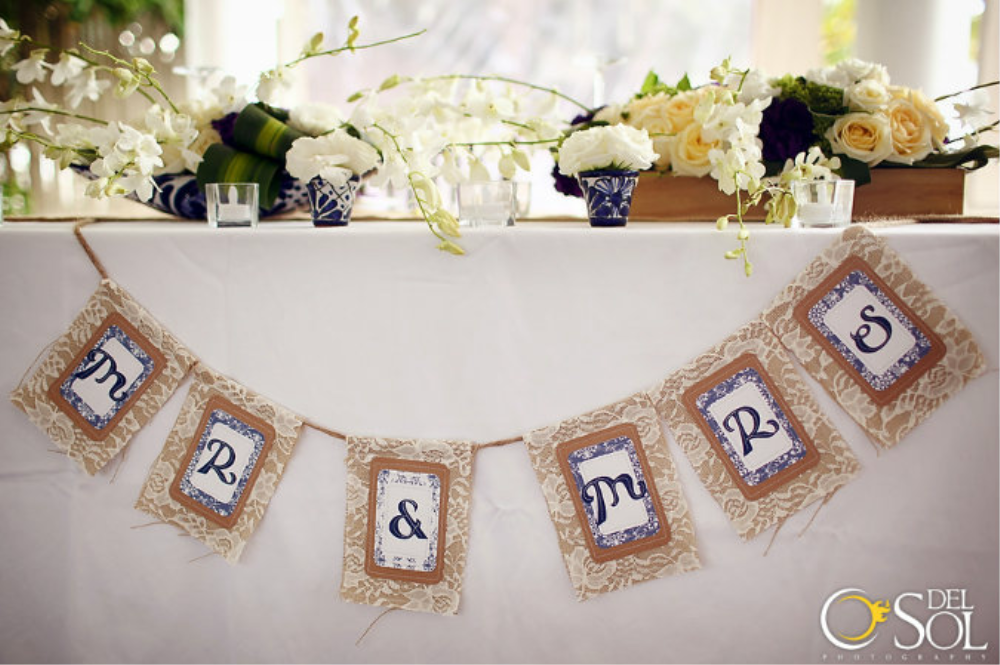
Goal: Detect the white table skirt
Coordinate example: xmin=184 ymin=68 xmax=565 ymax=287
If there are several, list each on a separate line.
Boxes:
xmin=0 ymin=221 xmax=997 ymax=664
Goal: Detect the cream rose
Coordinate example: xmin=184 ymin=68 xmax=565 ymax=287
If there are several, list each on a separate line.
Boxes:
xmin=825 ymin=112 xmax=893 ymax=166
xmin=557 ymin=124 xmax=658 ymax=176
xmin=845 ymin=79 xmax=892 ymax=112
xmin=624 ymin=93 xmax=674 ymax=169
xmin=890 ymin=86 xmax=948 ymax=146
xmin=883 ymin=98 xmax=933 ymax=164
xmin=668 ymin=122 xmax=719 ymax=177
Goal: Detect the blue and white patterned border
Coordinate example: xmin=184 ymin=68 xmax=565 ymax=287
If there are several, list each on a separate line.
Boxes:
xmin=566 ymin=435 xmax=661 ymax=550
xmin=807 ymin=269 xmax=931 ymax=392
xmin=695 ymin=367 xmax=807 ymax=487
xmin=177 ymin=408 xmax=267 ymax=518
xmin=58 ymin=324 xmax=155 ymax=431
xmin=373 ymin=469 xmax=441 ymax=572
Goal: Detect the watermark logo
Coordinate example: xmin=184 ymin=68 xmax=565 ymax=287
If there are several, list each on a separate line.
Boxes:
xmin=820 ymin=587 xmax=990 ymax=653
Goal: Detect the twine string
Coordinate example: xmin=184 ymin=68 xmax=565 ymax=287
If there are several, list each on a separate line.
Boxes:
xmin=355 ymin=607 xmax=398 ymax=647
xmin=798 ymin=487 xmax=841 ymax=538
xmin=762 ymin=515 xmax=788 ymax=557
xmin=72 ymin=220 xmax=109 ymax=280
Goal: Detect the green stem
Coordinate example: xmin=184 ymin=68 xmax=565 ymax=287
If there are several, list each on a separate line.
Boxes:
xmin=79 ymin=43 xmax=179 ymax=113
xmin=445 ymin=137 xmax=561 ymax=149
xmin=0 ymin=106 xmax=108 ymax=125
xmin=371 ymin=122 xmax=447 ymax=242
xmin=17 ymin=36 xmax=102 ymax=67
xmin=282 ymin=29 xmax=427 ymax=69
xmin=424 ymin=74 xmax=591 ymax=112
xmin=935 ymin=80 xmax=999 ymax=102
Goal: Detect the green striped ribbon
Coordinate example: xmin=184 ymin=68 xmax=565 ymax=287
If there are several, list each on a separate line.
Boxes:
xmin=233 ymin=103 xmax=305 ymax=161
xmin=197 ymin=144 xmax=283 ymax=208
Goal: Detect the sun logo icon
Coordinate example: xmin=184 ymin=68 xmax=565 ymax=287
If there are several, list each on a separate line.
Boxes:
xmin=820 ymin=588 xmax=893 ymax=650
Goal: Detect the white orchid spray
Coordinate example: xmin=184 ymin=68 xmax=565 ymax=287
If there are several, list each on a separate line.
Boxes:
xmin=0 ymin=17 xmax=199 ymax=202
xmin=342 ymin=72 xmax=588 ymax=254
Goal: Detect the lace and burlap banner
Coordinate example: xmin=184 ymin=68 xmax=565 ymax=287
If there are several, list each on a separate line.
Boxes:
xmin=340 ymin=436 xmax=474 ymax=616
xmin=10 ymin=279 xmax=195 ymax=475
xmin=652 ymin=319 xmax=861 ymax=542
xmin=523 ymin=392 xmax=701 ymax=601
xmin=135 ymin=365 xmax=303 ymax=563
xmin=762 ymin=226 xmax=986 ymax=449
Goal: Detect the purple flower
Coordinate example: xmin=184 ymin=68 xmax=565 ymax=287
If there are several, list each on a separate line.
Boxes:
xmin=551 ymin=163 xmax=583 ymax=198
xmin=759 ymin=98 xmax=814 ymax=163
xmin=211 ymin=112 xmax=239 ymax=147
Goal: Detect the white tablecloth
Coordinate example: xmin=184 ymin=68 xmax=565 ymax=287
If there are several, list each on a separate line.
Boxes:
xmin=0 ymin=221 xmax=997 ymax=664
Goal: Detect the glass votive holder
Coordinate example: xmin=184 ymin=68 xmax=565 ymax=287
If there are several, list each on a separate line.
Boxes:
xmin=206 ymin=182 xmax=259 ymax=228
xmin=791 ymin=179 xmax=855 ymax=228
xmin=514 ymin=181 xmax=532 ymax=220
xmin=457 ymin=181 xmax=516 ymax=227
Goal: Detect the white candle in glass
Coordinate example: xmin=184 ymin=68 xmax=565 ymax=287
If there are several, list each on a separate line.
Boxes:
xmin=218 ymin=185 xmax=251 ymax=223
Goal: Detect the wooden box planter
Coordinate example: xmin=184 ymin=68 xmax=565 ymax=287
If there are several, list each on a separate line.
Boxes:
xmin=629 ymin=168 xmax=966 ymax=221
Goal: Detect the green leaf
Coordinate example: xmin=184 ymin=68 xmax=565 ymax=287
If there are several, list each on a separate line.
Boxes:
xmin=346 ymin=90 xmax=365 ymax=103
xmin=675 ymin=73 xmax=692 ymax=92
xmin=912 ymin=144 xmax=999 ymax=170
xmin=640 ymin=70 xmax=661 ymax=96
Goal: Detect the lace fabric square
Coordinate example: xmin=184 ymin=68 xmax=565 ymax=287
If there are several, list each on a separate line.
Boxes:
xmin=135 ymin=366 xmax=302 ymax=563
xmin=523 ymin=392 xmax=700 ymax=602
xmin=10 ymin=279 xmax=195 ymax=475
xmin=762 ymin=226 xmax=985 ymax=448
xmin=341 ymin=436 xmax=473 ymax=616
xmin=653 ymin=320 xmax=860 ymax=541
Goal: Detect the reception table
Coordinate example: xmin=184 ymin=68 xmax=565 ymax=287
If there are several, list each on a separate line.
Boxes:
xmin=0 ymin=221 xmax=996 ymax=664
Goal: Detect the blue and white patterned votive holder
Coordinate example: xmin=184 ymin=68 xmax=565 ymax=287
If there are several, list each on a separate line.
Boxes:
xmin=307 ymin=175 xmax=360 ymax=227
xmin=577 ymin=169 xmax=639 ymax=227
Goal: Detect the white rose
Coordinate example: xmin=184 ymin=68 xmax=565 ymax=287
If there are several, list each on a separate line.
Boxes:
xmin=836 ymin=58 xmax=890 ymax=86
xmin=845 ymin=79 xmax=892 ymax=112
xmin=288 ymin=102 xmax=344 ymax=136
xmin=285 ymin=129 xmax=380 ymax=185
xmin=557 ymin=124 xmax=658 ymax=176
xmin=890 ymin=86 xmax=949 ymax=147
xmin=825 ymin=112 xmax=893 ymax=166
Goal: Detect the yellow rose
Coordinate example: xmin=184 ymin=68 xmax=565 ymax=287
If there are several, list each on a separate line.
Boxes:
xmin=884 ymin=98 xmax=933 ymax=164
xmin=825 ymin=112 xmax=893 ymax=166
xmin=668 ymin=122 xmax=719 ymax=176
xmin=890 ymin=86 xmax=948 ymax=146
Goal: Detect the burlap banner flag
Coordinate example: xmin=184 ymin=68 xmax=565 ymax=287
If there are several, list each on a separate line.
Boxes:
xmin=653 ymin=320 xmax=860 ymax=542
xmin=135 ymin=365 xmax=303 ymax=563
xmin=340 ymin=436 xmax=474 ymax=615
xmin=10 ymin=279 xmax=196 ymax=475
xmin=523 ymin=392 xmax=700 ymax=602
xmin=762 ymin=226 xmax=986 ymax=449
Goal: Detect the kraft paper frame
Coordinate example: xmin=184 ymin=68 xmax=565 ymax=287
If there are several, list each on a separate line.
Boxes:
xmin=10 ymin=279 xmax=195 ymax=475
xmin=341 ymin=436 xmax=474 ymax=616
xmin=135 ymin=365 xmax=303 ymax=563
xmin=761 ymin=226 xmax=986 ymax=449
xmin=653 ymin=319 xmax=861 ymax=542
xmin=523 ymin=392 xmax=701 ymax=602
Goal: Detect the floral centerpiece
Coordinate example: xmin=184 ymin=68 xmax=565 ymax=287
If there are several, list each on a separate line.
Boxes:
xmin=555 ymin=124 xmax=657 ymax=226
xmin=555 ymin=58 xmax=998 ymax=274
